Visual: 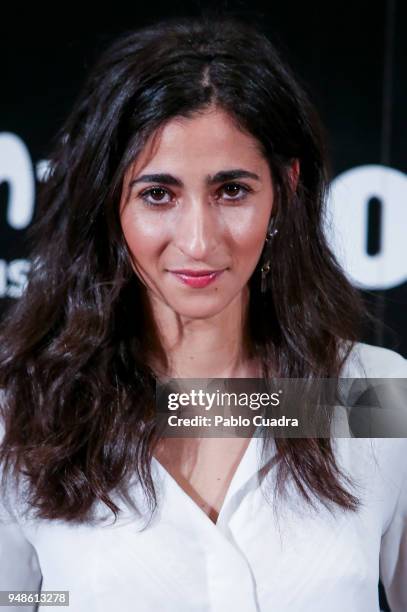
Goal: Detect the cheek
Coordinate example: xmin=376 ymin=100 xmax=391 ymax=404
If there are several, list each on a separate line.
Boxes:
xmin=234 ymin=233 xmax=267 ymax=277
xmin=224 ymin=208 xmax=269 ymax=260
xmin=120 ymin=208 xmax=169 ymax=258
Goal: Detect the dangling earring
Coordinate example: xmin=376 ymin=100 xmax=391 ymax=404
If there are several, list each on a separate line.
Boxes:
xmin=260 ymin=227 xmax=278 ymax=293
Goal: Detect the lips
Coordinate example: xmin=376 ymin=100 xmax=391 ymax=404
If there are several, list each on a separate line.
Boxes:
xmin=171 ymin=269 xmax=224 ymax=276
xmin=169 ymin=268 xmax=226 ymax=288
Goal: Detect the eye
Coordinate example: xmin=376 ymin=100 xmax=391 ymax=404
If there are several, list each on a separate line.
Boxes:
xmin=139 ymin=186 xmax=174 ymax=206
xmin=218 ymin=183 xmax=252 ymax=202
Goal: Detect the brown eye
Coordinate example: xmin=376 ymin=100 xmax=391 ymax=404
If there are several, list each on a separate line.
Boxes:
xmin=220 ymin=183 xmax=251 ymax=201
xmin=140 ymin=187 xmax=173 ymax=206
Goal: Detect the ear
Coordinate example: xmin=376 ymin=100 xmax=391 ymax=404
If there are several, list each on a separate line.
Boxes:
xmin=288 ymin=158 xmax=300 ymax=192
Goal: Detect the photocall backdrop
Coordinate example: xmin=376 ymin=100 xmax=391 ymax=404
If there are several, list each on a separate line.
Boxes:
xmin=1 ymin=1 xmax=406 ymax=355
xmin=0 ymin=2 xmax=405 ymax=609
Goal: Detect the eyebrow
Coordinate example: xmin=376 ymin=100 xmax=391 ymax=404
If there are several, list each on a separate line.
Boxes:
xmin=129 ymin=169 xmax=261 ymax=189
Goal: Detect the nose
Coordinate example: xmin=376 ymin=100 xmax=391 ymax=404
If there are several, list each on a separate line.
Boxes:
xmin=173 ymin=197 xmax=221 ymax=261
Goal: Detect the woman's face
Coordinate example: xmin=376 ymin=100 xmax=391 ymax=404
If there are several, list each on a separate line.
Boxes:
xmin=119 ymin=107 xmax=275 ymax=320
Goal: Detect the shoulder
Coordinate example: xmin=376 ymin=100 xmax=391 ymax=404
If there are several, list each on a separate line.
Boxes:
xmin=340 ymin=340 xmax=407 ymax=378
xmin=334 ymin=341 xmax=407 ymax=524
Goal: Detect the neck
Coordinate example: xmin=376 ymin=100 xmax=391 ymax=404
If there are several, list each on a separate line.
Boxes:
xmin=142 ymin=286 xmax=259 ymax=379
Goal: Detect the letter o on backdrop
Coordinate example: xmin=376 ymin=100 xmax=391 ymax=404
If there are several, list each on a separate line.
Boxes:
xmin=325 ymin=165 xmax=407 ymax=290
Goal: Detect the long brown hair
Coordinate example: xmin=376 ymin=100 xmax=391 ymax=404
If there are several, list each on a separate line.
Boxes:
xmin=0 ymin=13 xmax=368 ymax=523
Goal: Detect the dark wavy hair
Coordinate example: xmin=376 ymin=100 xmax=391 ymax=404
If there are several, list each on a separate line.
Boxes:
xmin=0 ymin=13 xmax=369 ymax=523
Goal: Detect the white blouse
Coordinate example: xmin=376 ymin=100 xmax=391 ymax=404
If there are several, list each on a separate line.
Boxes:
xmin=1 ymin=341 xmax=407 ymax=612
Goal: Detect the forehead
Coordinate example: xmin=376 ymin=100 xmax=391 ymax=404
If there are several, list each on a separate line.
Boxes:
xmin=125 ymin=108 xmax=266 ymax=178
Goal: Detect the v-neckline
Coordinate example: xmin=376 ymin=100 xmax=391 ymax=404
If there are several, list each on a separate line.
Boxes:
xmin=152 ymin=435 xmax=261 ymax=528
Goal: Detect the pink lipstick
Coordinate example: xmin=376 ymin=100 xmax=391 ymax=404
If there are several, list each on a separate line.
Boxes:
xmin=169 ymin=269 xmax=226 ymax=288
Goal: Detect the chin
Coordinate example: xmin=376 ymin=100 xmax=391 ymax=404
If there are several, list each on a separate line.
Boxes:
xmin=168 ymin=298 xmax=230 ymax=320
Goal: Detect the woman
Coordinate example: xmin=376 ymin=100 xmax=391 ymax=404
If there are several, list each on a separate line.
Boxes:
xmin=0 ymin=13 xmax=406 ymax=612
